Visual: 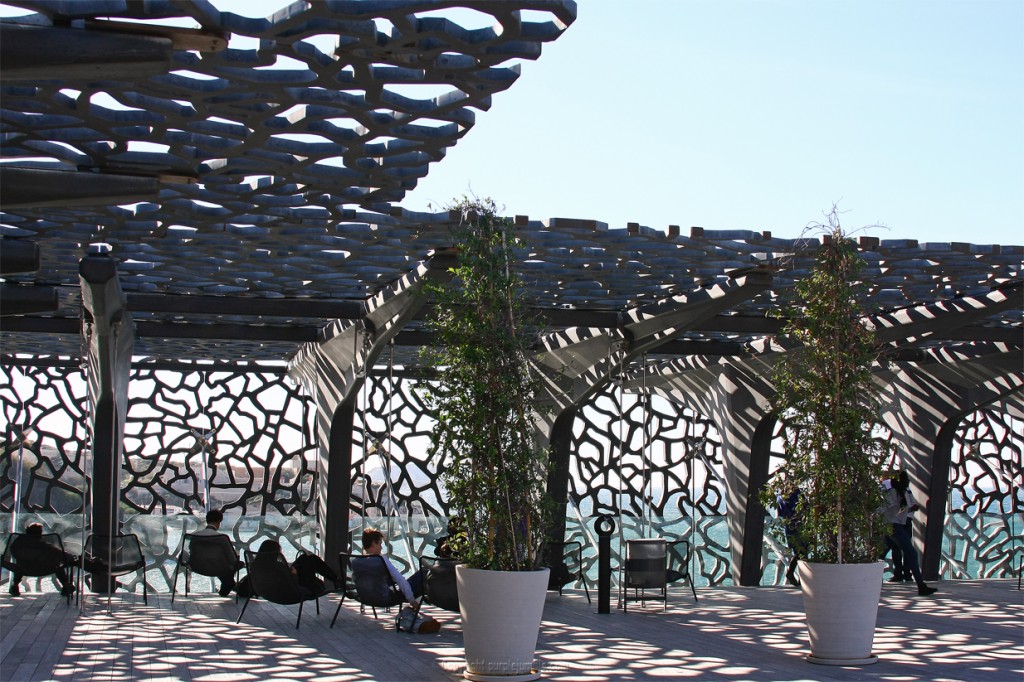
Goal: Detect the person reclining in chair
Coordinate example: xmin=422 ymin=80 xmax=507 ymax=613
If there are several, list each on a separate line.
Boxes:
xmin=193 ymin=508 xmax=244 ymax=596
xmin=9 ymin=523 xmax=76 ymax=597
xmin=253 ymin=539 xmax=338 ymax=597
xmin=361 ymin=528 xmax=423 ymax=608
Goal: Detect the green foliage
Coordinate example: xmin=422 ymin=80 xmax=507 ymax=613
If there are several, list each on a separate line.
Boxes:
xmin=420 ymin=197 xmax=550 ymax=571
xmin=760 ymin=209 xmax=891 ymax=564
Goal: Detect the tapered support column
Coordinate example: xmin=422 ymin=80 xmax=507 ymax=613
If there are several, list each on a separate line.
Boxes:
xmin=79 ymin=250 xmax=134 ymax=592
xmin=289 ymin=253 xmax=455 ymax=571
xmin=703 ymin=369 xmax=776 ymax=587
xmin=321 ymin=398 xmax=357 ymax=568
xmin=543 ymin=407 xmax=579 ymax=568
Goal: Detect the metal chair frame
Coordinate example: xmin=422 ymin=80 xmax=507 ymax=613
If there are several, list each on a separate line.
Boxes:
xmin=622 ymin=537 xmax=698 ymax=611
xmin=170 ymin=532 xmax=242 ymax=603
xmin=330 ymin=552 xmax=406 ymax=629
xmin=83 ymin=532 xmax=148 ymax=604
xmin=1 ymin=531 xmax=78 ymax=605
xmin=553 ymin=540 xmax=592 ymax=604
xmin=419 ymin=554 xmax=460 ymax=613
xmin=236 ymin=549 xmax=322 ymax=629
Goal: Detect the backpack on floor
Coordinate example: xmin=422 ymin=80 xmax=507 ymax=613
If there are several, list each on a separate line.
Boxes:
xmin=395 ymin=605 xmax=440 ymax=633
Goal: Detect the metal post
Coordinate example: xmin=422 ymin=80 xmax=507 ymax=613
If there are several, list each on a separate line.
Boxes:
xmin=595 ymin=514 xmax=615 ymax=614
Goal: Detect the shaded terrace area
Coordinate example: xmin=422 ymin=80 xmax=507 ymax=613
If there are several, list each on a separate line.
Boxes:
xmin=3 ymin=580 xmax=1021 ymax=681
xmin=1 ymin=0 xmax=1022 ymax=596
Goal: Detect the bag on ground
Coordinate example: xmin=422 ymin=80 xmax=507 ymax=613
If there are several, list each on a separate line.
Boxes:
xmin=396 ymin=605 xmax=440 ymax=633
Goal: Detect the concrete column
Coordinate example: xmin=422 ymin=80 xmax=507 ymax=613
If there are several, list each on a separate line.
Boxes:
xmin=319 ymin=394 xmax=357 ymax=572
xmin=543 ymin=407 xmax=579 ymax=568
xmin=79 ymin=251 xmax=133 ymax=594
xmin=289 ymin=254 xmax=453 ymax=573
xmin=686 ymin=366 xmax=776 ymax=586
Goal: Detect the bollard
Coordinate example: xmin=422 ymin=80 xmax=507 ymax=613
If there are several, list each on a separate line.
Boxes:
xmin=595 ymin=514 xmax=615 ymax=614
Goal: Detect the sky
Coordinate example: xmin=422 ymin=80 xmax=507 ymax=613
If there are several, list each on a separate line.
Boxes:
xmin=407 ymin=1 xmax=1023 ymax=246
xmin=3 ymin=0 xmax=1021 ymax=246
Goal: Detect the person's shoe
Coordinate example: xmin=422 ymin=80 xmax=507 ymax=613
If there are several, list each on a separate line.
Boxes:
xmin=61 ymin=585 xmax=76 ymax=597
xmin=887 ymin=576 xmax=906 ymax=583
xmin=8 ymin=584 xmax=20 ymax=596
xmin=917 ymin=584 xmax=938 ymax=596
xmin=218 ymin=586 xmax=233 ymax=597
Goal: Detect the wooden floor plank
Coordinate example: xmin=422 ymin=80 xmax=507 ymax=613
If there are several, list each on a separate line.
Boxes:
xmin=1 ymin=579 xmax=1020 ymax=681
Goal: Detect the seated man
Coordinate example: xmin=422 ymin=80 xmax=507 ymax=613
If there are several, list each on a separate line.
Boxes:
xmin=193 ymin=509 xmax=244 ymax=596
xmin=362 ymin=527 xmax=423 ymax=607
xmin=9 ymin=523 xmax=76 ymax=597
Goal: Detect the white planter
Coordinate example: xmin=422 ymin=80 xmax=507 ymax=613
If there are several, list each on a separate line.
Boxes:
xmin=456 ymin=565 xmax=550 ymax=682
xmin=799 ymin=560 xmax=884 ymax=665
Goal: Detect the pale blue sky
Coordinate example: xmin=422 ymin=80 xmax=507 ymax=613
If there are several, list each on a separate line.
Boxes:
xmin=408 ymin=1 xmax=1023 ymax=245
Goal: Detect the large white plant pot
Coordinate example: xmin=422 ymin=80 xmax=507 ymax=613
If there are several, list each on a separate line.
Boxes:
xmin=456 ymin=565 xmax=550 ymax=682
xmin=799 ymin=560 xmax=884 ymax=665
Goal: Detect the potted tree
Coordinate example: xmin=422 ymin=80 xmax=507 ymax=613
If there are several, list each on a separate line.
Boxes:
xmin=760 ymin=208 xmax=892 ymax=666
xmin=421 ymin=197 xmax=551 ymax=681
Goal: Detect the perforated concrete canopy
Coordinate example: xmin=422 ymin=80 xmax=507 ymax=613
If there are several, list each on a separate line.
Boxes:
xmin=1 ymin=0 xmax=1021 ymax=365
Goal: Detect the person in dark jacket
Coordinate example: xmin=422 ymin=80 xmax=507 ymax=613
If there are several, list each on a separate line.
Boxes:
xmin=777 ymin=489 xmax=805 ymax=587
xmin=192 ymin=508 xmax=244 ymax=596
xmin=250 ymin=539 xmax=338 ymax=597
xmin=882 ymin=471 xmax=937 ymax=596
xmin=8 ymin=523 xmax=76 ymax=597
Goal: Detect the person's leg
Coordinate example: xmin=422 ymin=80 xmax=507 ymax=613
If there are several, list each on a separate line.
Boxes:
xmin=901 ymin=520 xmax=914 ymax=580
xmin=292 ymin=553 xmax=336 ymax=593
xmin=54 ymin=566 xmax=74 ymax=593
xmin=786 ymin=556 xmax=800 ymax=586
xmin=217 ymin=572 xmax=236 ymax=596
xmin=291 ymin=554 xmax=321 ymax=593
xmin=889 ymin=527 xmax=906 ymax=582
xmin=784 ymin=531 xmax=800 ymax=585
xmin=297 ymin=552 xmax=338 ymax=582
xmin=9 ymin=572 xmax=22 ymax=595
xmin=408 ymin=569 xmax=424 ymax=598
xmin=892 ymin=523 xmax=936 ymax=595
xmin=883 ymin=533 xmax=900 ymax=581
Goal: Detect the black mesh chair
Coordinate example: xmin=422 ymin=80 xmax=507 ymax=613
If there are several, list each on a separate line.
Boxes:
xmin=419 ymin=555 xmax=459 ymax=613
xmin=2 ymin=531 xmax=78 ymax=604
xmin=547 ymin=540 xmax=591 ymax=604
xmin=623 ymin=538 xmax=668 ymax=611
xmin=83 ymin=533 xmax=148 ymax=604
xmin=666 ymin=538 xmax=698 ymax=603
xmin=171 ymin=532 xmax=243 ymax=603
xmin=330 ymin=552 xmax=405 ymax=629
xmin=236 ymin=549 xmax=322 ymax=629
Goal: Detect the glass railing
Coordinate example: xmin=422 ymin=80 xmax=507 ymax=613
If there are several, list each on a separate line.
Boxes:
xmin=563 ymin=513 xmax=732 ymax=588
xmin=940 ymin=510 xmax=1023 ymax=580
xmin=4 ymin=510 xmax=1016 ymax=597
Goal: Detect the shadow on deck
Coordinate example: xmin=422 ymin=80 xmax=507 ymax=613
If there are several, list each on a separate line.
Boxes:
xmin=1 ymin=579 xmax=1021 ymax=681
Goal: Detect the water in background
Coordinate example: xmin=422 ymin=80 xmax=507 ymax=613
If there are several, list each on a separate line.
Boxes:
xmin=2 ymin=508 xmax=1018 ymax=595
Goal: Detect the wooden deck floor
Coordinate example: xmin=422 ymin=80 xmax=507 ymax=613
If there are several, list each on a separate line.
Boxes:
xmin=1 ymin=578 xmax=1021 ymax=681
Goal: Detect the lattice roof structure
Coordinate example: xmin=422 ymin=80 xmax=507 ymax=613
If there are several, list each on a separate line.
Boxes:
xmin=1 ymin=0 xmax=1021 ymax=367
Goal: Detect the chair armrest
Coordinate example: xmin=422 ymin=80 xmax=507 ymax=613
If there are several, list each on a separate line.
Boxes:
xmin=562 ymin=541 xmax=583 ymax=564
xmin=667 ymin=539 xmax=691 ymax=573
